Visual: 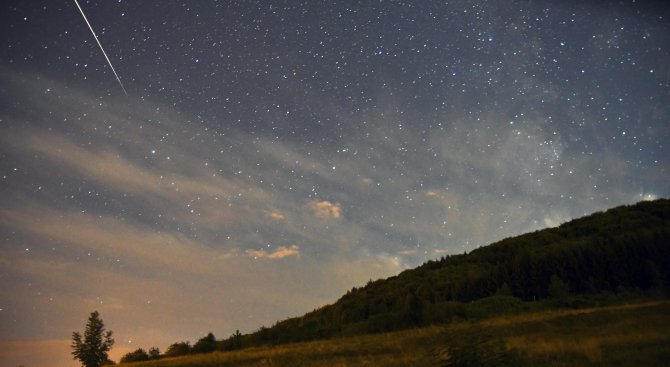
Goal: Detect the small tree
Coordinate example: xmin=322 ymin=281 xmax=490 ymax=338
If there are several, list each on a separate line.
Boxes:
xmin=231 ymin=330 xmax=243 ymax=350
xmin=192 ymin=332 xmax=217 ymax=354
xmin=148 ymin=347 xmax=161 ymax=359
xmin=71 ymin=311 xmax=115 ymax=367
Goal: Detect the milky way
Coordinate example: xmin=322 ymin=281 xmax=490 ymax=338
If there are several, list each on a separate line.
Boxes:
xmin=1 ymin=1 xmax=669 ymax=366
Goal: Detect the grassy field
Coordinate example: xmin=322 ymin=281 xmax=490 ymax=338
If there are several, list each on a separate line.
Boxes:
xmin=118 ymin=300 xmax=670 ymax=367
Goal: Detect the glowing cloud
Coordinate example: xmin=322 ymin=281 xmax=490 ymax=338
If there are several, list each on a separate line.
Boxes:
xmin=246 ymin=245 xmax=300 ymax=260
xmin=309 ymin=200 xmax=342 ymax=219
xmin=268 ymin=211 xmax=286 ymax=221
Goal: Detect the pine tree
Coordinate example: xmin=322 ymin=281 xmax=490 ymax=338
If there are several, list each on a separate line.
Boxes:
xmin=71 ymin=311 xmax=115 ymax=367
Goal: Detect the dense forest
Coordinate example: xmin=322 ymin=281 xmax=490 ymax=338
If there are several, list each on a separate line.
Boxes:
xmin=121 ymin=199 xmax=670 ymax=362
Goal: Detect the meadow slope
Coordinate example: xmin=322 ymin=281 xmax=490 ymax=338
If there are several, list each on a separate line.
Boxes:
xmin=118 ymin=300 xmax=670 ymax=367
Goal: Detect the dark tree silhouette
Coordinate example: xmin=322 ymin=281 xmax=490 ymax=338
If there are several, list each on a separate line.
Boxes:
xmin=120 ymin=348 xmax=149 ymax=363
xmin=193 ymin=332 xmax=217 ymax=354
xmin=165 ymin=341 xmax=192 ymax=357
xmin=71 ymin=311 xmax=115 ymax=367
xmin=148 ymin=346 xmax=161 ymax=359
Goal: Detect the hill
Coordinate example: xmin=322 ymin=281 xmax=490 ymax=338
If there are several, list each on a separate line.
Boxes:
xmin=119 ymin=300 xmax=670 ymax=366
xmin=238 ymin=199 xmax=669 ymax=345
xmin=119 ymin=199 xmax=670 ymax=363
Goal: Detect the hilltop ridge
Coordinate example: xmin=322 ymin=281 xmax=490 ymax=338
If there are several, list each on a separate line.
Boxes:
xmin=238 ymin=199 xmax=669 ymax=346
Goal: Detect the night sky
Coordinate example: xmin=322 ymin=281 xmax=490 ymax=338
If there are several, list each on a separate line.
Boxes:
xmin=1 ymin=1 xmax=669 ymax=366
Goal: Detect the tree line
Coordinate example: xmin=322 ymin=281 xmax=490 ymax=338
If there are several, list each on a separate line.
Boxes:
xmin=118 ymin=330 xmax=243 ymax=363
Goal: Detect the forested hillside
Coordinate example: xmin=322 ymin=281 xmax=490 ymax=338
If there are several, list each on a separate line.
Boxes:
xmin=237 ymin=199 xmax=670 ymax=346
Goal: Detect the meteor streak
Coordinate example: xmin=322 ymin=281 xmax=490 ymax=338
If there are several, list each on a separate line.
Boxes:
xmin=73 ymin=0 xmax=128 ymax=96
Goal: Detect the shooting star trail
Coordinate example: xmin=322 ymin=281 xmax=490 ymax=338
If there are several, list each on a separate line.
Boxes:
xmin=73 ymin=0 xmax=128 ymax=96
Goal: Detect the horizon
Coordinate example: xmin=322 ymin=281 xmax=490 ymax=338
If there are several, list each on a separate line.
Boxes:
xmin=1 ymin=1 xmax=669 ymax=366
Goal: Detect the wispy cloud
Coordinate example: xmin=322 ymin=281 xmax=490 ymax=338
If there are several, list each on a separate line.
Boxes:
xmin=0 ymin=204 xmax=237 ymax=279
xmin=267 ymin=211 xmax=286 ymax=221
xmin=246 ymin=245 xmax=300 ymax=259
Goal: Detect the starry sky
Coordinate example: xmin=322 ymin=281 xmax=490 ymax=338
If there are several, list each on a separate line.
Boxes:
xmin=1 ymin=1 xmax=669 ymax=366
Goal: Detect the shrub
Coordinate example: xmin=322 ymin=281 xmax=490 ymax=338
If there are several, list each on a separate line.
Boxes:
xmin=164 ymin=342 xmax=192 ymax=357
xmin=120 ymin=348 xmax=149 ymax=363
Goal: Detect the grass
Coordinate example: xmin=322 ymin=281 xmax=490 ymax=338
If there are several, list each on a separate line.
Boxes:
xmin=118 ymin=300 xmax=670 ymax=367
xmin=117 ymin=328 xmax=440 ymax=367
xmin=496 ymin=301 xmax=670 ymax=366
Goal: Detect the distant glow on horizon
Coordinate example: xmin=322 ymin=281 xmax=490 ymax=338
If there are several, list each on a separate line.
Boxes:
xmin=641 ymin=193 xmax=658 ymax=201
